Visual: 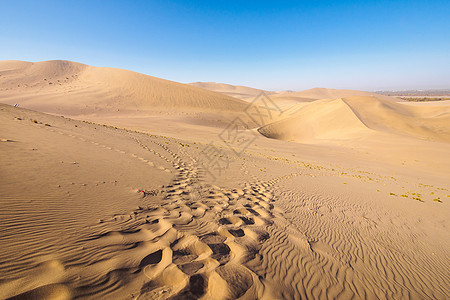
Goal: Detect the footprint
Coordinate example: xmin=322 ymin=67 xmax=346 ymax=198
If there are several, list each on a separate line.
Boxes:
xmin=139 ymin=249 xmax=163 ymax=267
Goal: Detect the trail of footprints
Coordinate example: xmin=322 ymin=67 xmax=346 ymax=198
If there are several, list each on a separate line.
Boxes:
xmin=91 ymin=173 xmax=279 ymax=297
xmin=77 ymin=137 xmax=300 ymax=298
xmin=16 ymin=124 xmax=449 ymax=299
xmin=45 ymin=125 xmax=302 ymax=298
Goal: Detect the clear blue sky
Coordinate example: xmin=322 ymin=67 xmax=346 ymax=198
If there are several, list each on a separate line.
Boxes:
xmin=1 ymin=0 xmax=449 ymax=91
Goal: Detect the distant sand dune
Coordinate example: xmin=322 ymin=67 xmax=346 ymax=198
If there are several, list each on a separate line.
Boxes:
xmin=189 ymin=82 xmax=275 ymax=100
xmin=276 ymin=87 xmax=379 ymax=100
xmin=265 ymin=87 xmax=395 ymax=109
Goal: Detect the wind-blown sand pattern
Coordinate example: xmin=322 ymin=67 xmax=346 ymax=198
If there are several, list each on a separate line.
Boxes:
xmin=1 ymin=61 xmax=449 ymax=299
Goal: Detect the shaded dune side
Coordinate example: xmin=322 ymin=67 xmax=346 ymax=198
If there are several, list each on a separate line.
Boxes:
xmin=258 ymin=96 xmax=450 ymax=143
xmin=0 ymin=60 xmax=249 ymax=115
xmin=258 ymin=98 xmax=370 ymax=143
xmin=341 ymin=96 xmax=450 ymax=142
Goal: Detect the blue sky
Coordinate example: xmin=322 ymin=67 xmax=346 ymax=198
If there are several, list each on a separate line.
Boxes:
xmin=1 ymin=0 xmax=449 ymax=91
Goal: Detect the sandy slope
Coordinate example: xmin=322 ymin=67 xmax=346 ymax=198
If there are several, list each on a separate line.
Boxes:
xmin=1 ymin=102 xmax=449 ymax=299
xmin=188 ymin=82 xmax=275 ymax=100
xmin=258 ymin=96 xmax=450 ymax=144
xmin=258 ymin=98 xmax=370 ymax=143
xmin=0 ymin=60 xmax=248 ymax=116
xmin=1 ymin=61 xmax=450 ymax=299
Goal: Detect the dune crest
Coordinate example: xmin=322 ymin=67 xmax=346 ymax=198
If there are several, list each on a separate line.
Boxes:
xmin=0 ymin=60 xmax=248 ymax=115
xmin=278 ymin=87 xmax=379 ymax=100
xmin=258 ymin=96 xmax=450 ymax=144
xmin=342 ymin=96 xmax=450 ymax=142
xmin=258 ymin=98 xmax=369 ymax=143
xmin=189 ymin=82 xmax=274 ymax=100
xmin=265 ymin=87 xmax=393 ymax=108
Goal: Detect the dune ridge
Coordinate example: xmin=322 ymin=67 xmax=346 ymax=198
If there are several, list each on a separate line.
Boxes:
xmin=260 ymin=87 xmax=394 ymax=109
xmin=188 ymin=82 xmax=275 ymax=100
xmin=258 ymin=96 xmax=450 ymax=144
xmin=276 ymin=87 xmax=379 ymax=100
xmin=0 ymin=60 xmax=249 ymax=115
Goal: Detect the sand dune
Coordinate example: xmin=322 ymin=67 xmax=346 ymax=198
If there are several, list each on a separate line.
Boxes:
xmin=0 ymin=60 xmax=248 ymax=116
xmin=342 ymin=96 xmax=450 ymax=142
xmin=188 ymin=82 xmax=275 ymax=100
xmin=1 ymin=61 xmax=450 ymax=299
xmin=258 ymin=98 xmax=370 ymax=143
xmin=278 ymin=87 xmax=380 ymax=100
xmin=188 ymin=82 xmax=390 ymax=112
xmin=258 ymin=96 xmax=450 ymax=144
xmin=1 ymin=103 xmax=449 ymax=299
xmin=262 ymin=87 xmax=394 ymax=109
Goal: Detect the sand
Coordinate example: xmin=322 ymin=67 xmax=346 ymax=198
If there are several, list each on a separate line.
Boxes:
xmin=188 ymin=82 xmax=275 ymax=100
xmin=1 ymin=61 xmax=449 ymax=299
xmin=0 ymin=60 xmax=248 ymax=115
xmin=258 ymin=96 xmax=450 ymax=144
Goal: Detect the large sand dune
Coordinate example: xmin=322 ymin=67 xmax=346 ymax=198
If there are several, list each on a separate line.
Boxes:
xmin=0 ymin=60 xmax=248 ymax=116
xmin=259 ymin=96 xmax=450 ymax=144
xmin=258 ymin=98 xmax=370 ymax=143
xmin=1 ymin=61 xmax=449 ymax=299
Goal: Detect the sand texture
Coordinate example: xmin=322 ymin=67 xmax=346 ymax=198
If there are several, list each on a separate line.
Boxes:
xmin=1 ymin=61 xmax=449 ymax=299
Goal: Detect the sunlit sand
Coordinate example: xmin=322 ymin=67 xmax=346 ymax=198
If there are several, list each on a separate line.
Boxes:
xmin=1 ymin=60 xmax=449 ymax=299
